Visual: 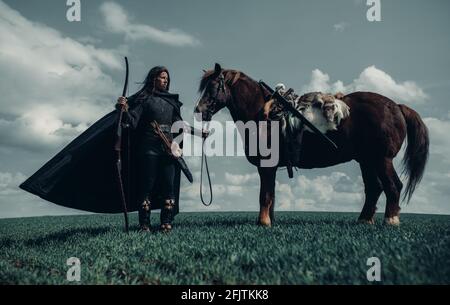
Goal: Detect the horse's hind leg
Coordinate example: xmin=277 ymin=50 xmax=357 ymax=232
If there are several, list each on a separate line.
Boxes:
xmin=358 ymin=162 xmax=383 ymax=224
xmin=393 ymin=170 xmax=403 ymax=195
xmin=376 ymin=158 xmax=402 ymax=225
xmin=257 ymin=167 xmax=277 ymax=227
xmin=269 ymin=200 xmax=275 ymax=224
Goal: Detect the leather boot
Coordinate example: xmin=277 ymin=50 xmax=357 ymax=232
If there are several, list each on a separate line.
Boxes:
xmin=138 ymin=198 xmax=151 ymax=232
xmin=160 ymin=199 xmax=175 ymax=232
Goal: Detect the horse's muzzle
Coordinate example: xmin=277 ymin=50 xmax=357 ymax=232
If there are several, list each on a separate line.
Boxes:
xmin=194 ymin=106 xmax=212 ymax=122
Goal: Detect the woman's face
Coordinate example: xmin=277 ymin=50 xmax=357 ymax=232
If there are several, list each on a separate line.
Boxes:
xmin=155 ymin=71 xmax=169 ymax=91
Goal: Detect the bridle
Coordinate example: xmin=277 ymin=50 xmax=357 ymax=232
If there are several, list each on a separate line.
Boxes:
xmin=198 ymin=74 xmax=223 ymax=206
xmin=201 ymin=73 xmax=228 ymax=121
xmin=198 ymin=71 xmax=237 ymax=207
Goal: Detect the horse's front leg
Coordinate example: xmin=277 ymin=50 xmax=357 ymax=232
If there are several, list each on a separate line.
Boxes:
xmin=257 ymin=166 xmax=277 ymax=227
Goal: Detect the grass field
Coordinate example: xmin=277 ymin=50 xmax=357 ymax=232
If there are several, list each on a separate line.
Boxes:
xmin=0 ymin=212 xmax=449 ymax=284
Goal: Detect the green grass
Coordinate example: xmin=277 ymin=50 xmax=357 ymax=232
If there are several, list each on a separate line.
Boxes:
xmin=0 ymin=212 xmax=449 ymax=284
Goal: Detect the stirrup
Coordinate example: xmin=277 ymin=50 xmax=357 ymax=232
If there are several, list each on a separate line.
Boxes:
xmin=287 ymin=165 xmax=293 ymax=178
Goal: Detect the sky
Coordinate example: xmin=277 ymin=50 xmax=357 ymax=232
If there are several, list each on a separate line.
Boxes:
xmin=1 ymin=0 xmax=450 ymax=218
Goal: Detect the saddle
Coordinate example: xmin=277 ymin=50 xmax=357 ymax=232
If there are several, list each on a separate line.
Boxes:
xmin=261 ymin=86 xmax=348 ymax=178
xmin=261 ymin=87 xmax=305 ymax=178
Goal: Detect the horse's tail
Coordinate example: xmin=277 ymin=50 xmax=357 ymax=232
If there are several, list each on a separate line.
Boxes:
xmin=398 ymin=104 xmax=429 ymax=203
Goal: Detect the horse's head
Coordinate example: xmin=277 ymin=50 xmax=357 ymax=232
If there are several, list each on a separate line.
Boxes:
xmin=194 ymin=63 xmax=233 ymax=121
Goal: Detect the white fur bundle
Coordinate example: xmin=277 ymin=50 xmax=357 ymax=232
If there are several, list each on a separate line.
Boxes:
xmin=288 ymin=97 xmax=350 ymax=134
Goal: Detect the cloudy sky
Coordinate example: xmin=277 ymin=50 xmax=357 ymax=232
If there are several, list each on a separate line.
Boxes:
xmin=1 ymin=0 xmax=449 ymax=218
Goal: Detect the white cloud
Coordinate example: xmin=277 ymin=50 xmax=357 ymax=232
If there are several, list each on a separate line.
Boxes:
xmin=184 ymin=156 xmax=203 ymax=171
xmin=0 ymin=171 xmax=89 ymax=218
xmin=333 ymin=22 xmax=349 ymax=32
xmin=225 ymin=173 xmax=259 ymax=185
xmin=302 ymin=69 xmax=345 ymax=93
xmin=349 ymin=66 xmax=428 ymax=104
xmin=423 ymin=117 xmax=450 ymax=165
xmin=302 ymin=66 xmax=428 ymax=104
xmin=181 ymin=181 xmax=245 ymax=201
xmin=179 ymin=174 xmax=251 ymax=213
xmin=399 ymin=169 xmax=450 ymax=214
xmin=100 ymin=2 xmax=200 ymax=47
xmin=77 ymin=36 xmax=103 ymax=45
xmin=217 ymin=170 xmax=370 ymax=213
xmin=0 ymin=172 xmax=27 ymax=196
xmin=228 ymin=185 xmax=244 ymax=194
xmin=276 ymin=181 xmax=295 ymax=210
xmin=0 ymin=0 xmax=122 ymax=152
xmin=0 ymin=107 xmax=93 ymax=152
xmin=297 ymin=172 xmax=363 ymax=204
xmin=275 ymin=172 xmax=364 ymax=212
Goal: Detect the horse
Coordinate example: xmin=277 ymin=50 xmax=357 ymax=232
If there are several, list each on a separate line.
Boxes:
xmin=194 ymin=63 xmax=429 ymax=226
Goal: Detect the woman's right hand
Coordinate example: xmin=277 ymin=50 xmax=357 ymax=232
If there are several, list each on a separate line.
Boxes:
xmin=116 ymin=96 xmax=128 ymax=111
xmin=171 ymin=141 xmax=183 ymax=158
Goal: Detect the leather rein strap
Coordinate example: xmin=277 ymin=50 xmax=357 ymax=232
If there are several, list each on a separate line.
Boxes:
xmin=199 ymin=72 xmax=242 ymax=207
xmin=200 ymin=127 xmax=213 ymax=206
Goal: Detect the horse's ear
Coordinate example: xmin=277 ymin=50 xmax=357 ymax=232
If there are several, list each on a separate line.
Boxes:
xmin=214 ymin=63 xmax=222 ymax=73
xmin=211 ymin=63 xmax=222 ymax=78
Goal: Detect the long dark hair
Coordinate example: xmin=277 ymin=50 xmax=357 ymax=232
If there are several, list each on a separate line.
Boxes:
xmin=135 ymin=66 xmax=170 ymax=98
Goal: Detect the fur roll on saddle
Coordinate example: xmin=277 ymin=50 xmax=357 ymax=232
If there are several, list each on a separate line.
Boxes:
xmin=260 ymin=83 xmax=351 ymax=178
xmin=263 ymin=84 xmax=350 ymax=134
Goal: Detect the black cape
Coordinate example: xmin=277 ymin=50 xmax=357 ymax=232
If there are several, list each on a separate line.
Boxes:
xmin=19 ymin=94 xmax=183 ymax=215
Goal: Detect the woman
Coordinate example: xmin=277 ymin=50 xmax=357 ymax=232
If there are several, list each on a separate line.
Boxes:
xmin=117 ymin=66 xmax=206 ymax=232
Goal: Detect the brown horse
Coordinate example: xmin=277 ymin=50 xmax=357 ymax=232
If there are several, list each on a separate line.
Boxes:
xmin=194 ymin=63 xmax=429 ymax=226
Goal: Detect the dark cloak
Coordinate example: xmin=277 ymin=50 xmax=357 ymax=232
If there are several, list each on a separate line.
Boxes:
xmin=19 ymin=93 xmax=185 ymax=215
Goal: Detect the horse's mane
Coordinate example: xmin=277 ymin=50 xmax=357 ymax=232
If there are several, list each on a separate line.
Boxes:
xmin=198 ymin=69 xmax=252 ymax=93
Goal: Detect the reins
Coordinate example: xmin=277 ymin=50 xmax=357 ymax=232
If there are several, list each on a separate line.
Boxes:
xmin=198 ymin=71 xmax=241 ymax=207
xmin=200 ymin=121 xmax=213 ymax=206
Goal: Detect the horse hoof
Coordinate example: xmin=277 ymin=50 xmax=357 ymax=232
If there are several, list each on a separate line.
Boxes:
xmin=384 ymin=216 xmax=400 ymax=226
xmin=357 ymin=218 xmax=375 ymax=225
xmin=258 ymin=219 xmax=272 ymax=227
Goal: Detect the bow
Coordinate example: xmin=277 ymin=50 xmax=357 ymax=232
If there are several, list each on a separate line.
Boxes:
xmin=114 ymin=56 xmax=129 ymax=232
